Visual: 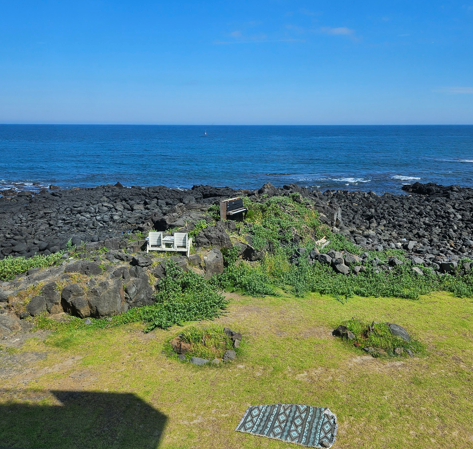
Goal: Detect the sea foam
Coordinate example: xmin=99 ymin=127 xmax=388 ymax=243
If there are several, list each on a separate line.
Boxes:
xmin=391 ymin=175 xmax=421 ymax=181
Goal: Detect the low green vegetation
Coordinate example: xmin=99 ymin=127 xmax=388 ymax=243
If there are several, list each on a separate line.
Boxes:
xmin=338 ymin=318 xmax=425 ymax=358
xmin=214 ymin=252 xmax=473 ymax=300
xmin=0 ymin=252 xmax=64 ymax=281
xmin=242 ymin=195 xmax=325 ymax=251
xmin=189 ymin=219 xmax=209 ymax=239
xmin=165 ymin=324 xmax=235 ymax=361
xmin=37 ymin=263 xmax=228 ymax=333
xmin=209 ymin=195 xmax=473 ymax=300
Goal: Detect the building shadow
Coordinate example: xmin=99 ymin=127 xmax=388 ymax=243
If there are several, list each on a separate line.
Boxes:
xmin=0 ymin=390 xmax=167 ymax=449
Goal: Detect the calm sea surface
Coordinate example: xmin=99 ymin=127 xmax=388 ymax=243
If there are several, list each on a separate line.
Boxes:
xmin=1 ymin=125 xmax=472 ymax=195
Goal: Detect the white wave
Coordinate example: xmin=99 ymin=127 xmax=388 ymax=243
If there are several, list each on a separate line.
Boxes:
xmin=391 ymin=175 xmax=421 ymax=181
xmin=460 ymin=160 xmax=473 ymax=163
xmin=331 ymin=178 xmax=371 ymax=183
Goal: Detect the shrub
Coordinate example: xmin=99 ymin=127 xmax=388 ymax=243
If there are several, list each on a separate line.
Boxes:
xmin=244 ymin=196 xmax=326 ymax=251
xmin=116 ymin=263 xmax=228 ymax=332
xmin=189 ymin=219 xmax=208 ymax=239
xmin=0 ymin=252 xmax=65 ymax=281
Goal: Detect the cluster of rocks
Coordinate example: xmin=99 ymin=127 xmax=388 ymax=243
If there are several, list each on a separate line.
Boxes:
xmin=332 ymin=322 xmax=414 ymax=357
xmin=0 ymin=246 xmax=228 ymax=337
xmin=170 ymin=327 xmax=241 ymax=366
xmin=2 ymin=180 xmax=473 ymax=334
xmin=291 ymin=248 xmax=471 ymax=276
xmin=319 ymin=182 xmax=473 ymax=259
xmin=0 ymin=183 xmax=243 ymax=260
xmin=1 ymin=181 xmax=472 ymax=263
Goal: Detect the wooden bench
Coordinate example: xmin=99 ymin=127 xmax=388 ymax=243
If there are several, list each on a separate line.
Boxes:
xmin=220 ymin=197 xmax=247 ymax=221
xmin=146 ymin=231 xmax=192 ymax=257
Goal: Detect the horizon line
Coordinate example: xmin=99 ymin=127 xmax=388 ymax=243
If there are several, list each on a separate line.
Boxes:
xmin=1 ymin=123 xmax=473 ymax=126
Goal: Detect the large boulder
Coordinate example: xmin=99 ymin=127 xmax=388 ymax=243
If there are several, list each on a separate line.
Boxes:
xmin=344 ymin=253 xmax=361 ymax=266
xmin=0 ymin=313 xmax=22 ymax=336
xmin=195 ymin=223 xmax=232 ymax=249
xmin=388 ymin=323 xmax=411 ymax=342
xmin=26 ymin=296 xmax=47 ymax=316
xmin=129 ymin=265 xmax=149 ymax=280
xmin=204 ymin=248 xmax=224 ymax=279
xmin=317 ymin=254 xmax=332 ymax=265
xmin=65 ymin=261 xmax=102 ymax=276
xmin=42 ymin=282 xmax=63 ymax=314
xmin=0 ymin=290 xmax=13 ymax=303
xmin=61 ymin=284 xmax=90 ymax=318
xmin=111 ymin=267 xmax=131 ymax=282
xmin=131 ymin=255 xmax=153 ymax=267
xmin=333 ymin=263 xmax=350 ymax=275
xmin=124 ymin=278 xmax=154 ymax=308
xmin=87 ymin=279 xmax=126 ymax=317
xmin=258 ymin=182 xmax=278 ymax=197
xmin=240 ymin=244 xmax=264 ymax=262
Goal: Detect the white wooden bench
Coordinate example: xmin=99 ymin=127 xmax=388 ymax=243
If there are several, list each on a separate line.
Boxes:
xmin=146 ymin=231 xmax=192 ymax=257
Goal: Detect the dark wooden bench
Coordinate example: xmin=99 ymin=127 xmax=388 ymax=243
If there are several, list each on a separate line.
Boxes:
xmin=220 ymin=197 xmax=247 ymax=221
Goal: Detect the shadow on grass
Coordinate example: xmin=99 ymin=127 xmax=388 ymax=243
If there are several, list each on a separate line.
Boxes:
xmin=0 ymin=390 xmax=167 ymax=449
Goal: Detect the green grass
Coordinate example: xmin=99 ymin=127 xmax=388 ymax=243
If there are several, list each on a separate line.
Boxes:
xmin=0 ymin=252 xmax=65 ymax=281
xmin=165 ymin=324 xmax=235 ymax=361
xmin=339 ymin=318 xmax=426 ymax=357
xmin=2 ymin=291 xmax=473 ymax=448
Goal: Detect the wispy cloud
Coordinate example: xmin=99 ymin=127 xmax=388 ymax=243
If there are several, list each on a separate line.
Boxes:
xmin=213 ymin=36 xmax=304 ymax=45
xmin=214 ymin=24 xmax=305 ymax=45
xmin=435 ymin=87 xmax=473 ymax=94
xmin=298 ymin=8 xmax=318 ymax=16
xmin=320 ymin=26 xmax=354 ymax=36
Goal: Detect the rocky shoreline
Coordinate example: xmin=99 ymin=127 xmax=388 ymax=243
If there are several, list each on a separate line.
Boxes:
xmin=1 ymin=180 xmax=472 ymax=337
xmin=1 ymin=181 xmax=472 ymax=261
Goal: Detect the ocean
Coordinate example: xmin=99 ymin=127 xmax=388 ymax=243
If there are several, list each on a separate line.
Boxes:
xmin=1 ymin=125 xmax=472 ymax=195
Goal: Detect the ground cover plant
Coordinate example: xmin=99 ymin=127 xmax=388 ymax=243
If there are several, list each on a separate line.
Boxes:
xmin=0 ymin=252 xmax=65 ymax=281
xmin=211 ymin=195 xmax=473 ymax=300
xmin=242 ymin=194 xmax=326 ymax=251
xmin=335 ymin=318 xmax=425 ymax=358
xmin=165 ymin=324 xmax=236 ymax=361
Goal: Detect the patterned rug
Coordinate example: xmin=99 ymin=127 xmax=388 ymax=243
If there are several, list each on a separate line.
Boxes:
xmin=235 ymin=404 xmax=337 ymax=448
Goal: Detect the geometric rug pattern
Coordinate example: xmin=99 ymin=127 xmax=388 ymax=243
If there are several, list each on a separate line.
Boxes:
xmin=235 ymin=404 xmax=337 ymax=448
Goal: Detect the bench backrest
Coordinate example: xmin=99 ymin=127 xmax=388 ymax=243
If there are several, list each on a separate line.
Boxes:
xmin=148 ymin=232 xmax=162 ymax=246
xmin=174 ymin=233 xmax=187 ymax=248
xmin=226 ymin=198 xmax=244 ymax=212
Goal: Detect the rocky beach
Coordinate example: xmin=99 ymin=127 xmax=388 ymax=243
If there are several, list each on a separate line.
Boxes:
xmin=1 ymin=181 xmax=472 ymax=261
xmin=1 ymin=180 xmax=473 ymax=337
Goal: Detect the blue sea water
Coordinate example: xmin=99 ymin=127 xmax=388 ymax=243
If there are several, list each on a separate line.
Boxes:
xmin=0 ymin=125 xmax=472 ymax=195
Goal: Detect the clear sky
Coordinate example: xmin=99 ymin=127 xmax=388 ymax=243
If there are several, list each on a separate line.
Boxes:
xmin=0 ymin=0 xmax=472 ymax=125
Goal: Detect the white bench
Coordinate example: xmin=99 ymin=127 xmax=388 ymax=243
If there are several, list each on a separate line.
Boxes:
xmin=146 ymin=231 xmax=192 ymax=257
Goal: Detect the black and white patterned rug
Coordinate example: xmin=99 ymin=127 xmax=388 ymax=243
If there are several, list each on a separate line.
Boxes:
xmin=235 ymin=404 xmax=337 ymax=448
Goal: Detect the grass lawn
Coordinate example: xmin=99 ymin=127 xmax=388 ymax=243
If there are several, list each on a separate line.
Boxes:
xmin=1 ymin=291 xmax=472 ymax=448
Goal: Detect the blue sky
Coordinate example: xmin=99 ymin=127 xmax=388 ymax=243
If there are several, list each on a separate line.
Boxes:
xmin=0 ymin=0 xmax=472 ymax=124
